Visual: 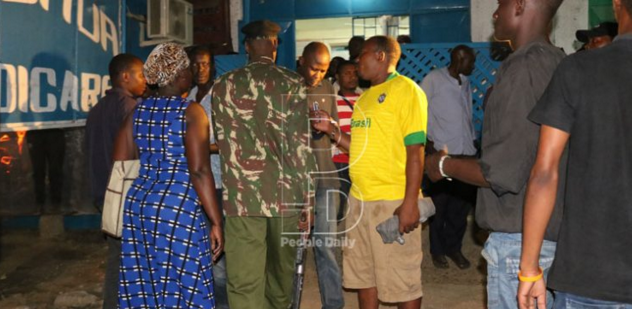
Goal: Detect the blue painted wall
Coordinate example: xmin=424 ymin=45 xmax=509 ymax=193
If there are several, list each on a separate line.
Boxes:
xmin=0 ymin=0 xmax=123 ymax=131
xmin=248 ymin=0 xmax=470 ymax=20
xmin=410 ymin=9 xmax=471 ymax=43
xmin=242 ymin=0 xmax=472 ymax=69
xmin=125 ymin=0 xmax=156 ymax=61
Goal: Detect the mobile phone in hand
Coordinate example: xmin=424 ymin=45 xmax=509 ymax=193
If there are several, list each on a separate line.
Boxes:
xmin=312 ymin=101 xmax=320 ymax=122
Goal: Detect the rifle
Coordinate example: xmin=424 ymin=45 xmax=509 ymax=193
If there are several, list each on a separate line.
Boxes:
xmin=290 ymin=213 xmax=310 ymax=309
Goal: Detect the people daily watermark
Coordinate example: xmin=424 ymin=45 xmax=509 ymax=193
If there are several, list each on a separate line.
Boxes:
xmin=281 ymin=236 xmax=356 ymax=249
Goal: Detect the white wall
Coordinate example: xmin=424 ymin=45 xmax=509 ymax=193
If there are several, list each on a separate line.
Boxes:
xmin=230 ymin=0 xmax=243 ymax=52
xmin=551 ymin=1 xmax=589 ymax=53
xmin=296 ymin=17 xmax=355 ymax=47
xmin=471 ymin=0 xmax=589 ymax=54
xmin=471 ymin=0 xmax=496 ymax=43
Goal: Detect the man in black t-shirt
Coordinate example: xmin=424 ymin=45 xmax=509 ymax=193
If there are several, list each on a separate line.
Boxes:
xmin=517 ymin=0 xmax=632 ymax=308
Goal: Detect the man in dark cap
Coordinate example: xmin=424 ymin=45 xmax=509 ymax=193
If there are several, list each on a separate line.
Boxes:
xmin=576 ymin=21 xmax=618 ymax=50
xmin=212 ymin=20 xmax=316 ymax=309
xmin=241 ymin=19 xmax=282 ymax=42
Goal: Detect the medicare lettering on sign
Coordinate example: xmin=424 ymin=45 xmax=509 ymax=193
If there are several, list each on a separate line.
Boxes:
xmin=0 ymin=0 xmax=121 ymax=131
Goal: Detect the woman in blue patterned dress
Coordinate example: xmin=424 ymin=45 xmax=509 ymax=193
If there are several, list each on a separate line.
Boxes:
xmin=112 ymin=43 xmax=223 ymax=308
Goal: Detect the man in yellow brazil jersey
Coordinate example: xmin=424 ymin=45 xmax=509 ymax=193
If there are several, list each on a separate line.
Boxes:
xmin=311 ymin=35 xmax=428 ymax=309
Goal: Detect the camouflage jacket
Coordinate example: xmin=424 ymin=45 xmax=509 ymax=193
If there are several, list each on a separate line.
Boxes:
xmin=212 ymin=59 xmax=317 ymax=217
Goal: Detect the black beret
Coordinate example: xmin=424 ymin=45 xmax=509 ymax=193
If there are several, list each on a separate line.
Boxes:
xmin=241 ymin=20 xmax=281 ymax=40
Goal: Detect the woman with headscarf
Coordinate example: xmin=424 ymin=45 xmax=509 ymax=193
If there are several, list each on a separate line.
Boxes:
xmin=113 ymin=43 xmax=223 ymax=308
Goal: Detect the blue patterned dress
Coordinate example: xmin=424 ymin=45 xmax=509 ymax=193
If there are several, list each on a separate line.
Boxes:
xmin=119 ymin=96 xmax=215 ymax=308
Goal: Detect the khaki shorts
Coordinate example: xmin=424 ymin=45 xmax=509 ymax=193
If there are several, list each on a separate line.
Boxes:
xmin=343 ymin=195 xmax=423 ymax=303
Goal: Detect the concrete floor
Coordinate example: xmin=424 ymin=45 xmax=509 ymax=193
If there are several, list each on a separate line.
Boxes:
xmin=299 ymin=219 xmax=487 ymax=309
xmin=0 ymin=217 xmax=487 ymax=309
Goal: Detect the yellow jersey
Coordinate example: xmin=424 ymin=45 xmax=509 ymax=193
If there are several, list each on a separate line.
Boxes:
xmin=349 ymin=73 xmax=428 ymax=201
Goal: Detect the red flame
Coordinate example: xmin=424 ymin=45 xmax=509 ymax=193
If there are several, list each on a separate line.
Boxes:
xmin=0 ymin=131 xmax=27 ymax=173
xmin=16 ymin=131 xmax=26 ymax=154
xmin=0 ymin=156 xmax=11 ymax=166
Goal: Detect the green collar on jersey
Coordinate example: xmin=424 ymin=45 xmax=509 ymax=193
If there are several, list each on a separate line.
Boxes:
xmin=386 ymin=71 xmax=399 ymax=82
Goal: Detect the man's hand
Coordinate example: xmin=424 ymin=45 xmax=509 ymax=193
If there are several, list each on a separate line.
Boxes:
xmin=310 ymin=110 xmax=334 ymax=134
xmin=425 ymin=150 xmax=446 ymax=182
xmin=517 ymin=277 xmax=547 ymax=309
xmin=210 ymin=225 xmax=224 ymax=262
xmin=394 ymin=200 xmax=420 ymax=234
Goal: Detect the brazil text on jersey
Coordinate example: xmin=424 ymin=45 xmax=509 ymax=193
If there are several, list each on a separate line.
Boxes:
xmin=350 ymin=118 xmax=371 ymax=129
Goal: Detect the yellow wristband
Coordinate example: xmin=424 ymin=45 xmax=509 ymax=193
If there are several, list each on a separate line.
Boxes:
xmin=518 ymin=267 xmax=543 ymax=282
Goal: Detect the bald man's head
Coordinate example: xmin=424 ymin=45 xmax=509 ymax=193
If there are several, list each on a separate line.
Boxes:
xmin=450 ymin=45 xmax=474 ymax=61
xmin=302 ymin=42 xmax=329 ymax=58
xmin=299 ymin=42 xmax=331 ymax=87
xmin=450 ymin=45 xmax=476 ymax=76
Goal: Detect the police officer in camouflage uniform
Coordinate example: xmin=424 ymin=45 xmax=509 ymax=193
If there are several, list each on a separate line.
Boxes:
xmin=211 ymin=20 xmax=317 ymax=309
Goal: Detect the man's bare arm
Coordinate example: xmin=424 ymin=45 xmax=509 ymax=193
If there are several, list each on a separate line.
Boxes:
xmin=425 ymin=152 xmax=490 ymax=187
xmin=517 ymin=125 xmax=569 ymax=309
xmin=520 ymin=125 xmax=569 ymax=274
xmin=394 ymin=144 xmax=424 ymax=233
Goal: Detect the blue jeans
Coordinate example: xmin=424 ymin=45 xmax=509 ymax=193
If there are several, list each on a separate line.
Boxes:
xmin=482 ymin=232 xmax=556 ymax=309
xmin=313 ymin=187 xmax=345 ymax=309
xmin=554 ymin=292 xmax=632 ymax=309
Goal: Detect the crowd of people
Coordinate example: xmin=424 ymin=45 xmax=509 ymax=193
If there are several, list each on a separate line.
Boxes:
xmin=83 ymin=0 xmax=632 ymax=308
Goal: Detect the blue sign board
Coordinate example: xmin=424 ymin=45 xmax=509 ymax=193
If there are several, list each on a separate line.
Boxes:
xmin=0 ymin=0 xmax=122 ymax=131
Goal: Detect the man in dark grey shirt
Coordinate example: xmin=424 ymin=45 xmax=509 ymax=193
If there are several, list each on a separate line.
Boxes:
xmin=425 ymin=0 xmax=565 ymax=308
xmin=85 ymin=53 xmax=145 ymax=309
xmin=298 ymin=41 xmax=344 ymax=309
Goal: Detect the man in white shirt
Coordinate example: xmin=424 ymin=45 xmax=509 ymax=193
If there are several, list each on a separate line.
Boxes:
xmin=187 ymin=45 xmax=229 ymax=309
xmin=421 ymin=45 xmax=477 ymax=270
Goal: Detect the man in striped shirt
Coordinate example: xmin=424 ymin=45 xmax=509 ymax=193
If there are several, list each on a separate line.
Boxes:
xmin=333 ymin=60 xmax=362 ymax=221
